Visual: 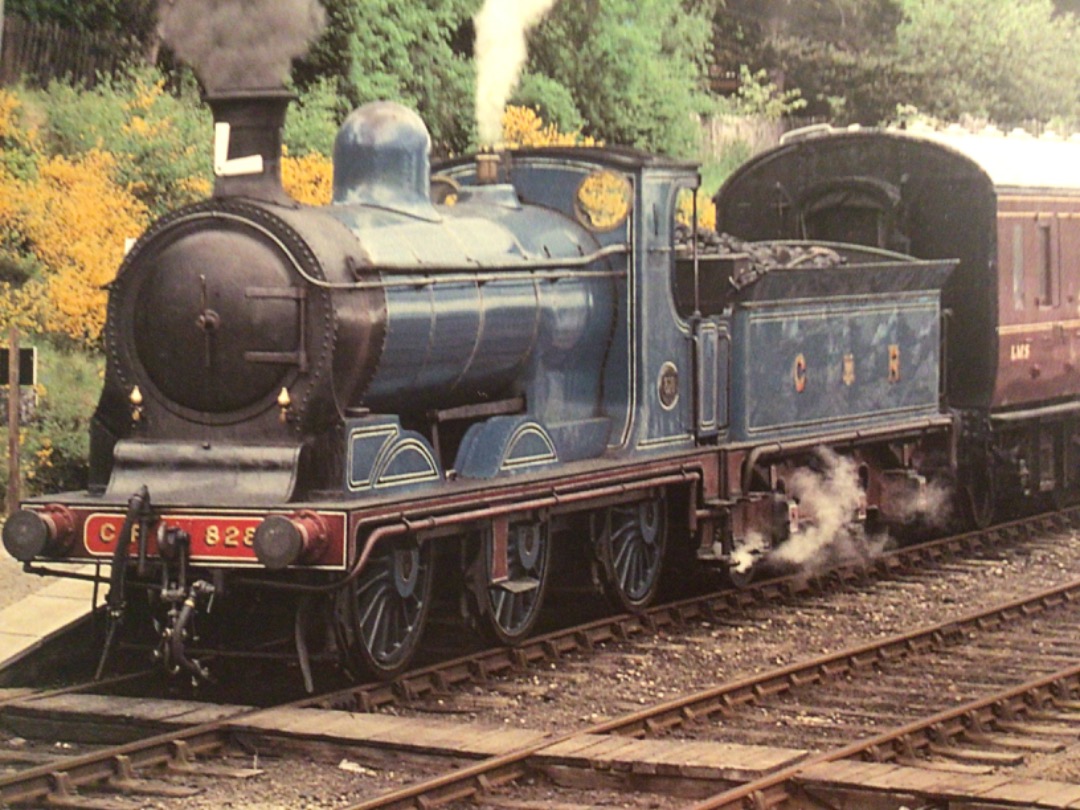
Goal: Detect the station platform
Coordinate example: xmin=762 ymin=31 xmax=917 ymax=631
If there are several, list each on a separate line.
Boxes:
xmin=0 ymin=565 xmax=103 ymax=669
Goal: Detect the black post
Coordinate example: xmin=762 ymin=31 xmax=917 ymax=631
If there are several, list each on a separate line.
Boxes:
xmin=6 ymin=326 xmax=19 ymax=516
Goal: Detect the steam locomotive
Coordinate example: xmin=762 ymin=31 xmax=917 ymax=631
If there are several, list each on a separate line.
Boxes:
xmin=3 ymin=92 xmax=960 ymax=684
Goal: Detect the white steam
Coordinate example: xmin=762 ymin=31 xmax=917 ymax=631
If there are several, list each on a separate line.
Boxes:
xmin=883 ymin=476 xmax=953 ymax=529
xmin=730 ymin=449 xmax=952 ymax=582
xmin=474 ymin=0 xmax=559 ymax=146
xmin=731 ymin=532 xmax=768 ymax=574
xmin=770 ymin=448 xmax=887 ymax=574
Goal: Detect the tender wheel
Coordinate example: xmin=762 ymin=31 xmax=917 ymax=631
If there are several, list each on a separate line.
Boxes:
xmin=595 ymin=496 xmax=667 ymax=612
xmin=339 ymin=535 xmax=433 ymax=680
xmin=472 ymin=520 xmax=551 ymax=645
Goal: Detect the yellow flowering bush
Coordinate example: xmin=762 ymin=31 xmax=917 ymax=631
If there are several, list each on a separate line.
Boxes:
xmin=0 ymin=91 xmax=21 ymax=138
xmin=0 ymin=102 xmax=145 ymax=347
xmin=14 ymin=150 xmax=149 ymax=346
xmin=0 ymin=89 xmax=40 ymax=180
xmin=0 ymin=279 xmax=49 ymax=336
xmin=501 ymin=106 xmax=599 ymax=149
xmin=40 ymin=68 xmax=212 ymax=216
xmin=115 ymin=73 xmax=211 ymax=214
xmin=282 ymin=150 xmax=333 ymax=205
xmin=0 ymin=92 xmax=37 ymax=146
xmin=677 ymin=188 xmax=717 ymax=233
xmin=0 ymin=92 xmax=49 ymax=334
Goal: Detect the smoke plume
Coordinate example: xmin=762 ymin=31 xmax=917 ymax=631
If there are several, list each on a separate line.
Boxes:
xmin=474 ymin=0 xmax=559 ymax=146
xmin=158 ymin=0 xmax=326 ymax=92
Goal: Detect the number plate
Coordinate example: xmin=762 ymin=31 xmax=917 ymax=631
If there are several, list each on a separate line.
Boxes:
xmin=84 ymin=513 xmax=262 ymax=561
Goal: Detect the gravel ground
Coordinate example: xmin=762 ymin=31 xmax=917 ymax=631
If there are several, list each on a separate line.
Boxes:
xmin=395 ymin=531 xmax=1080 ymax=733
xmin=1024 ymin=742 xmax=1080 ymax=782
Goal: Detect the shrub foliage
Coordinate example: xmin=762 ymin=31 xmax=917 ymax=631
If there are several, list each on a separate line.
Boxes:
xmin=0 ymin=345 xmax=102 ymax=509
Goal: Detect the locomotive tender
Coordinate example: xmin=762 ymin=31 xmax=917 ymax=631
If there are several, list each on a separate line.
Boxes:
xmin=716 ymin=124 xmax=1080 ymax=527
xmin=3 ymin=92 xmax=957 ymax=682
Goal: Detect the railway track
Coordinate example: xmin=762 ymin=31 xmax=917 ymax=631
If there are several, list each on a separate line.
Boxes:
xmin=0 ymin=509 xmax=1077 ymax=808
xmin=684 ymin=620 xmax=1080 ymax=808
xmin=312 ymin=510 xmax=1076 ymax=714
xmin=8 ymin=507 xmax=1066 ymax=713
xmin=322 ymin=574 xmax=1080 ymax=810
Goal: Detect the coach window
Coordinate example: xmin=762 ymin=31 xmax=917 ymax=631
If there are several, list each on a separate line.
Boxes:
xmin=1012 ymin=223 xmax=1024 ymax=310
xmin=1037 ymin=219 xmax=1057 ymax=307
xmin=797 ymin=179 xmax=907 ymax=253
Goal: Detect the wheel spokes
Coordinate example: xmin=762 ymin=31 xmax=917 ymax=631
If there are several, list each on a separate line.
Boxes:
xmin=479 ymin=521 xmax=549 ymax=642
xmin=599 ymin=496 xmax=666 ymax=610
xmin=346 ymin=538 xmax=433 ymax=676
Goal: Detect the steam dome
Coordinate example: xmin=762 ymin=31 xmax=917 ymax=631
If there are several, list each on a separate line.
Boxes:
xmin=332 ymin=101 xmax=438 ymax=220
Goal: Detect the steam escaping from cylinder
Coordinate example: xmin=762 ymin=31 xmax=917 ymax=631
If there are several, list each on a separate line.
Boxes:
xmin=730 ymin=532 xmax=768 ymax=574
xmin=772 ymin=448 xmax=886 ymax=572
xmin=158 ymin=0 xmax=326 ymax=91
xmin=735 ymin=448 xmax=888 ymax=578
xmin=884 ymin=475 xmax=953 ymax=528
xmin=474 ymin=0 xmax=559 ymax=147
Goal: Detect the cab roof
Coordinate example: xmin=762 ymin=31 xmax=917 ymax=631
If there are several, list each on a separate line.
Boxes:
xmin=783 ymin=124 xmax=1080 ymax=192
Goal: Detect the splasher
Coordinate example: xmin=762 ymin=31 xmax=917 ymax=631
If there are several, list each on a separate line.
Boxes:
xmin=474 ymin=0 xmax=559 ymax=147
xmin=158 ymin=0 xmax=326 ymax=92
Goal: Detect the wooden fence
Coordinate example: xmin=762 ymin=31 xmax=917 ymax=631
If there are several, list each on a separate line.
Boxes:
xmin=698 ymin=115 xmax=831 ymax=164
xmin=0 ymin=15 xmax=135 ymax=88
xmin=699 ymin=115 xmax=784 ymax=162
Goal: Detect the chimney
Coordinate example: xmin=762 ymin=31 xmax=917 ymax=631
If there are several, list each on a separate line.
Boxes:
xmin=476 ymin=150 xmax=500 ymax=185
xmin=205 ymin=89 xmax=294 ymax=203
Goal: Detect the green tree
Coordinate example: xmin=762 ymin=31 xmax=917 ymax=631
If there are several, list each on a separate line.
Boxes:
xmin=713 ymin=0 xmax=912 ymax=122
xmin=300 ymin=0 xmax=716 ymax=158
xmin=298 ymin=0 xmax=479 ymax=155
xmin=6 ymin=0 xmax=158 ymax=42
xmin=713 ymin=0 xmax=1080 ymax=127
xmin=765 ymin=36 xmax=923 ymax=123
xmin=512 ymin=72 xmax=584 ymax=134
xmin=895 ymin=0 xmax=1080 ymax=125
xmin=528 ymin=0 xmax=716 ymax=157
xmin=720 ymin=0 xmax=902 ymax=48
